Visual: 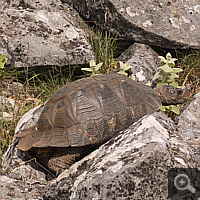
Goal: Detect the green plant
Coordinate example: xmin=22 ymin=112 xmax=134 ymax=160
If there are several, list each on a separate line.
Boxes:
xmin=87 ymin=28 xmax=118 ymax=74
xmin=82 ymin=60 xmax=132 ymax=77
xmin=152 ymin=53 xmax=184 ymax=114
xmin=0 ymin=55 xmax=7 ymax=82
xmin=176 ymin=49 xmax=200 ymax=90
xmin=152 ymin=53 xmax=183 ymax=87
xmin=81 ymin=60 xmax=103 ymax=76
xmin=0 ymin=55 xmax=6 ymax=73
xmin=33 ymin=65 xmax=77 ymax=103
xmin=0 ymin=54 xmax=16 ymax=162
xmin=118 ymin=61 xmax=132 ymax=76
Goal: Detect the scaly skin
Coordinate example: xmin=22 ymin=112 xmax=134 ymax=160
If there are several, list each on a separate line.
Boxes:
xmin=154 ymin=84 xmax=190 ymax=105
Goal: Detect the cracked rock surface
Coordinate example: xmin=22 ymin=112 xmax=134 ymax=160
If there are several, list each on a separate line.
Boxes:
xmin=65 ymin=0 xmax=200 ymax=49
xmin=117 ymin=43 xmax=160 ymax=83
xmin=1 ymin=106 xmax=199 ymax=199
xmin=43 ymin=112 xmax=197 ymax=199
xmin=0 ymin=0 xmax=94 ymax=67
xmin=177 ymin=92 xmax=200 ymax=166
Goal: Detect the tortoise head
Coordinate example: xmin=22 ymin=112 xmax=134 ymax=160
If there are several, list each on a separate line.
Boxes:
xmin=154 ymin=84 xmax=190 ymax=105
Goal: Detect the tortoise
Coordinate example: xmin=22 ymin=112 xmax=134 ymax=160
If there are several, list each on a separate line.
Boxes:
xmin=16 ymin=73 xmax=189 ymax=175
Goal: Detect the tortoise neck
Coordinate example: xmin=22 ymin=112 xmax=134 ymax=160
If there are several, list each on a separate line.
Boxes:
xmin=154 ymin=86 xmax=169 ymax=105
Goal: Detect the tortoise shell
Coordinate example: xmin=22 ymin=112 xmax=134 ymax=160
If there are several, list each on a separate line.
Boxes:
xmin=17 ymin=73 xmax=161 ymax=151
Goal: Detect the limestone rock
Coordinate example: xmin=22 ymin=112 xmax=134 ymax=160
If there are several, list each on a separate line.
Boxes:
xmin=0 ymin=80 xmax=24 ymax=97
xmin=0 ymin=170 xmax=47 ymax=200
xmin=2 ymin=104 xmax=47 ymax=182
xmin=64 ymin=0 xmax=200 ymax=49
xmin=177 ymin=91 xmax=200 ymax=166
xmin=43 ymin=112 xmax=197 ymax=199
xmin=0 ymin=0 xmax=94 ymax=67
xmin=0 ymin=96 xmax=16 ymax=113
xmin=2 ymin=104 xmax=44 ymax=169
xmin=117 ymin=43 xmax=160 ymax=83
xmin=1 ymin=104 xmax=48 ymax=200
xmin=0 ymin=96 xmax=17 ymax=121
xmin=1 ymin=107 xmax=198 ymax=199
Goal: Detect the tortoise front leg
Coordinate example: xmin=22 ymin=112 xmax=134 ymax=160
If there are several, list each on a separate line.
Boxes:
xmin=48 ymin=149 xmax=81 ymax=175
xmin=35 ymin=147 xmax=91 ymax=175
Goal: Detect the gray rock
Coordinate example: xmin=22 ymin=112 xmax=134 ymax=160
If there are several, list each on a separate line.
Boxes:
xmin=0 ymin=172 xmax=47 ymax=200
xmin=0 ymin=96 xmax=17 ymax=121
xmin=15 ymin=104 xmax=44 ymax=134
xmin=2 ymin=104 xmax=44 ymax=169
xmin=0 ymin=80 xmax=24 ymax=97
xmin=0 ymin=81 xmax=25 ymax=122
xmin=44 ymin=112 xmax=196 ymax=199
xmin=1 ymin=104 xmax=48 ymax=200
xmin=0 ymin=135 xmax=48 ymax=200
xmin=177 ymin=91 xmax=200 ymax=166
xmin=0 ymin=0 xmax=94 ymax=67
xmin=1 ymin=106 xmax=198 ymax=199
xmin=117 ymin=43 xmax=160 ymax=83
xmin=65 ymin=0 xmax=200 ymax=49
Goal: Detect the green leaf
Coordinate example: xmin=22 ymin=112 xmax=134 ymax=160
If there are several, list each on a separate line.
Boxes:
xmin=118 ymin=61 xmax=132 ymax=72
xmin=158 ymin=56 xmax=167 ymax=63
xmin=160 ymin=106 xmax=166 ymax=111
xmin=167 ymin=73 xmax=179 ymax=83
xmin=160 ymin=61 xmax=166 ymax=66
xmin=89 ymin=60 xmax=96 ymax=67
xmin=0 ymin=62 xmax=4 ymax=69
xmin=168 ymin=62 xmax=175 ymax=67
xmin=157 ymin=82 xmax=168 ymax=87
xmin=158 ymin=64 xmax=172 ymax=73
xmin=167 ymin=55 xmax=177 ymax=66
xmin=146 ymin=82 xmax=151 ymax=86
xmin=170 ymin=82 xmax=179 ymax=87
xmin=169 ymin=58 xmax=177 ymax=63
xmin=152 ymin=71 xmax=162 ymax=81
xmin=167 ymin=78 xmax=174 ymax=83
xmin=166 ymin=52 xmax=172 ymax=60
xmin=169 ymin=73 xmax=179 ymax=79
xmin=91 ymin=73 xmax=100 ymax=76
xmin=3 ymin=57 xmax=7 ymax=64
xmin=0 ymin=55 xmax=6 ymax=64
xmin=81 ymin=68 xmax=93 ymax=72
xmin=167 ymin=78 xmax=175 ymax=84
xmin=124 ymin=63 xmax=132 ymax=70
xmin=95 ymin=62 xmax=103 ymax=71
xmin=171 ymin=105 xmax=180 ymax=114
xmin=119 ymin=61 xmax=125 ymax=69
xmin=171 ymin=68 xmax=183 ymax=73
xmin=117 ymin=71 xmax=128 ymax=76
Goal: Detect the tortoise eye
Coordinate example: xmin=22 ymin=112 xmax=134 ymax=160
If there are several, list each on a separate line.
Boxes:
xmin=177 ymin=90 xmax=183 ymax=95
